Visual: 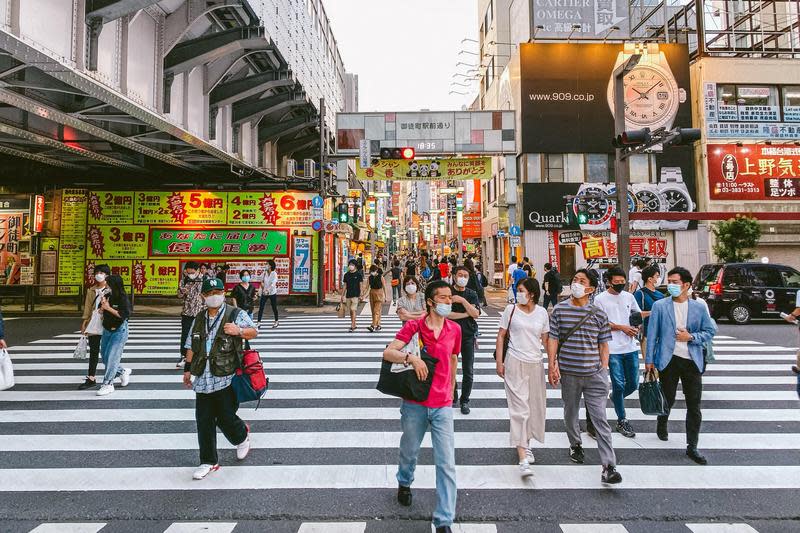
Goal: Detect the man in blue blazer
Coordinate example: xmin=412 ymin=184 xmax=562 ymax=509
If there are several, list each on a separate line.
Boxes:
xmin=645 ymin=267 xmax=717 ymax=465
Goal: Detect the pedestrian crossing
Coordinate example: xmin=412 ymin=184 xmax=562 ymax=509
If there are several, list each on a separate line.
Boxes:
xmin=0 ymin=313 xmax=798 ymax=524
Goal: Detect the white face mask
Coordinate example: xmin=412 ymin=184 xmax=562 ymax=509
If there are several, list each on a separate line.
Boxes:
xmin=204 ymin=294 xmax=225 ymax=308
xmin=570 ymin=283 xmax=587 ymax=299
xmin=516 ymin=292 xmax=529 ymax=305
xmin=405 ymin=284 xmax=417 ymax=294
xmin=455 ymin=276 xmax=469 ymax=287
xmin=187 ymin=272 xmax=198 ymax=280
xmin=94 ymin=273 xmax=107 ymax=283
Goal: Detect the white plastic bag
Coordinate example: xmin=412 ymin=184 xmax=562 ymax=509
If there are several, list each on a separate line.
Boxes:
xmin=85 ymin=310 xmax=103 ymax=336
xmin=73 ymin=335 xmax=89 ymax=360
xmin=0 ymin=349 xmax=14 ymax=391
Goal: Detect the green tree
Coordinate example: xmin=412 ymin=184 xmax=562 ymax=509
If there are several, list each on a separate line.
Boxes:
xmin=712 ymin=215 xmax=761 ymax=263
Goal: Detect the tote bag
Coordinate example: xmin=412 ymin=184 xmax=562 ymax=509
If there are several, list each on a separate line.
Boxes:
xmin=0 ymin=349 xmax=14 ymax=391
xmin=639 ymin=368 xmax=668 ymax=416
xmin=377 ymin=334 xmax=438 ymax=402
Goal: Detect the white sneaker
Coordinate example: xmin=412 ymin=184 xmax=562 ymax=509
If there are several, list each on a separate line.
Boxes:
xmin=525 ymin=448 xmax=535 ymax=464
xmin=176 ymin=357 xmax=186 ymax=368
xmin=96 ymin=384 xmax=114 ymax=396
xmin=519 ymin=461 xmax=533 ymax=478
xmin=192 ymin=463 xmax=220 ymax=480
xmin=119 ymin=368 xmax=132 ymax=387
xmin=236 ymin=426 xmax=251 ymax=460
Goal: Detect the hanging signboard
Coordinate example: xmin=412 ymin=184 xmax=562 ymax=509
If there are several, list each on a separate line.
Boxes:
xmin=292 ymin=236 xmax=312 ymax=293
xmin=150 ymin=228 xmax=289 ymax=257
xmin=132 ymin=260 xmax=180 ymax=295
xmin=134 ymin=191 xmax=227 ymax=225
xmin=88 ymin=191 xmax=135 ymax=224
xmin=227 ymin=192 xmax=321 ymax=226
xmin=356 ymin=158 xmax=492 ymax=181
xmin=707 ymin=144 xmax=800 ymax=200
xmin=86 ymin=225 xmax=149 ymax=259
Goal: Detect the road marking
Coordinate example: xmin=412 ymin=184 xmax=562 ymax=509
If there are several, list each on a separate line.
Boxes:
xmin=163 ymin=523 xmax=237 ymax=533
xmin=561 ymin=525 xmax=628 ymax=533
xmin=297 ymin=523 xmax=366 ymax=533
xmin=686 ymin=524 xmax=760 ymax=533
xmin=27 ymin=524 xmax=107 ymax=533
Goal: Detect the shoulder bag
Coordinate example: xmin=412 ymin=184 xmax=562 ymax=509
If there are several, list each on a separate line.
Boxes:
xmin=228 ymin=308 xmax=269 ymax=408
xmin=556 ymin=307 xmax=598 ymax=356
xmin=377 ymin=329 xmax=439 ymax=402
xmin=493 ymin=305 xmax=516 ymax=362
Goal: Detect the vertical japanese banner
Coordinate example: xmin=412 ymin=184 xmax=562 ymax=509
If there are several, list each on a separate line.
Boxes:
xmin=0 ymin=213 xmax=22 ymax=285
xmin=291 ymin=235 xmax=312 ymax=293
xmin=58 ymin=189 xmax=87 ymax=295
xmin=548 ymin=230 xmax=560 ymax=268
xmin=274 ymin=257 xmax=290 ymax=295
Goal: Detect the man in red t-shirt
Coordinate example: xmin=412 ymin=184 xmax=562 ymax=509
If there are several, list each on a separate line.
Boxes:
xmin=383 ymin=280 xmax=461 ymax=533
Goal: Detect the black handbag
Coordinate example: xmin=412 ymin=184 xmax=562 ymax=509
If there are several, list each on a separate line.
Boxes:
xmin=377 ymin=346 xmax=438 ymax=402
xmin=639 ymin=368 xmax=669 ymax=416
xmin=493 ymin=306 xmax=516 ymax=362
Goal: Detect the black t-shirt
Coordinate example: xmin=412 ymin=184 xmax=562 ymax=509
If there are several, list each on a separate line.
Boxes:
xmin=232 ymin=283 xmax=256 ymax=311
xmin=544 ymin=269 xmax=562 ymax=294
xmin=368 ymin=270 xmax=384 ymax=289
xmin=102 ymin=292 xmax=131 ymax=331
xmin=405 ymin=261 xmax=416 ymax=276
xmin=451 ymin=286 xmax=480 ymax=338
xmin=391 ymin=267 xmax=402 ymax=280
xmin=343 ymin=271 xmax=363 ymax=298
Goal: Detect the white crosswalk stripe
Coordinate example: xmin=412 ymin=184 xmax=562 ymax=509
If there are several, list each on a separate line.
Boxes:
xmin=0 ymin=312 xmax=797 ymax=507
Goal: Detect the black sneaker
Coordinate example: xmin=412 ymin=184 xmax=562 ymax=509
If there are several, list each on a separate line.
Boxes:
xmin=656 ymin=421 xmax=669 ymax=441
xmin=616 ymin=419 xmax=636 ymax=438
xmin=77 ymin=378 xmax=96 ymax=390
xmin=367 ymin=325 xmax=375 ymax=332
xmin=686 ymin=446 xmax=708 ymax=465
xmin=460 ymin=402 xmax=471 ymax=415
xmin=792 ymin=365 xmax=799 ymax=375
xmin=397 ymin=485 xmax=412 ymax=506
xmin=586 ymin=418 xmax=597 ymax=440
xmin=435 ymin=527 xmax=453 ymax=533
xmin=569 ymin=444 xmax=585 ymax=464
xmin=601 ymin=465 xmax=622 ymax=484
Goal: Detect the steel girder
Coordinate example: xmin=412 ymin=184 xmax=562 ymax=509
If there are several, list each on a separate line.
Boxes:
xmin=164 ymin=26 xmax=269 ymax=74
xmin=0 ymin=144 xmax=85 ymax=169
xmin=232 ymin=93 xmax=310 ymax=126
xmin=259 ymin=117 xmax=318 ymax=143
xmin=86 ymin=0 xmax=163 ymax=23
xmin=279 ymin=133 xmax=320 ymax=155
xmin=210 ymin=70 xmax=293 ymax=107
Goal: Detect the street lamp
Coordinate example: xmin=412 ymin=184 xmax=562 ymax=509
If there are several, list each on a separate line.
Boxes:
xmin=567 ymin=23 xmax=581 ymax=42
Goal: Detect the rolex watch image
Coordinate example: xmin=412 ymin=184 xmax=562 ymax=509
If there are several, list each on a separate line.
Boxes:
xmin=658 ymin=167 xmax=694 ymax=230
xmin=631 ymin=183 xmax=667 ymax=230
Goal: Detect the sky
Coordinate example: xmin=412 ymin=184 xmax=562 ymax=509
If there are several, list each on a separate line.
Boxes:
xmin=324 ymin=0 xmax=479 ymax=112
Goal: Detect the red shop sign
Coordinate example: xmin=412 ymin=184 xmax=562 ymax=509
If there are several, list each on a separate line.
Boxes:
xmin=707 ymin=144 xmax=800 ymax=200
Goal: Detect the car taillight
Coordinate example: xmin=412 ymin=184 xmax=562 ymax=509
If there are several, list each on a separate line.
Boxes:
xmin=709 ymin=282 xmax=723 ymax=296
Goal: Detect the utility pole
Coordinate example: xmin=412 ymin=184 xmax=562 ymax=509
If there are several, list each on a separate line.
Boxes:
xmin=316 ymin=98 xmax=325 ymax=307
xmin=612 ymin=54 xmax=641 ymax=276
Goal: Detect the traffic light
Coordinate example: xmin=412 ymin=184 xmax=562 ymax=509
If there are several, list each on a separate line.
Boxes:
xmin=337 ymin=203 xmax=349 ymax=223
xmin=664 ymin=127 xmax=701 ymax=146
xmin=613 ymin=128 xmax=652 ymax=148
xmin=576 ymin=209 xmax=589 ymax=225
xmin=379 ymin=147 xmax=415 ymax=160
xmin=565 ymin=201 xmax=589 ymax=226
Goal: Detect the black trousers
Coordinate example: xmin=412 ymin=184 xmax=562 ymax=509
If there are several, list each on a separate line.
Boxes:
xmin=195 ymin=385 xmax=248 ymax=465
xmin=87 ymin=334 xmax=102 ymax=377
xmin=542 ymin=293 xmax=558 ymax=309
xmin=258 ymin=294 xmax=279 ymax=322
xmin=658 ymin=356 xmax=703 ymax=447
xmin=180 ymin=314 xmax=195 ymax=358
xmin=453 ymin=335 xmax=476 ymax=404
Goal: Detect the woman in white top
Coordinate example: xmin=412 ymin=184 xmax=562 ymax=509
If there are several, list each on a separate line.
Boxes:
xmin=257 ymin=259 xmax=280 ymax=328
xmin=494 ymin=277 xmax=550 ymax=478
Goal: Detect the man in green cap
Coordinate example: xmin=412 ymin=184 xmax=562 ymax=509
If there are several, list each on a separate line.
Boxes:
xmin=182 ymin=277 xmax=259 ymax=480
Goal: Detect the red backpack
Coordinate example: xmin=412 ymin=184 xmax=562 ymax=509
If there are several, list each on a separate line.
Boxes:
xmin=232 ymin=348 xmax=269 ymax=408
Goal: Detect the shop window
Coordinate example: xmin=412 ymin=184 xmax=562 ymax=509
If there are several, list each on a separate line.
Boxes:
xmin=544 ymin=154 xmax=564 ymax=182
xmin=782 ymin=86 xmax=800 ymax=122
xmin=737 ymin=85 xmax=778 ymax=107
xmin=586 ymin=154 xmax=612 ymax=183
xmin=628 ymin=154 xmax=652 ymax=183
xmin=717 ymin=84 xmax=737 ymax=106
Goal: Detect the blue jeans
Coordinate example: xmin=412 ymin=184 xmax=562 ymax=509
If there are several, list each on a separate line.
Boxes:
xmin=608 ymin=351 xmax=640 ymax=421
xmin=396 ymin=401 xmax=456 ymax=528
xmin=100 ymin=322 xmax=129 ymax=385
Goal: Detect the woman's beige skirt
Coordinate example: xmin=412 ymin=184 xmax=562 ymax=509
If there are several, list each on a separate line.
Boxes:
xmin=503 ymin=355 xmax=547 ymax=448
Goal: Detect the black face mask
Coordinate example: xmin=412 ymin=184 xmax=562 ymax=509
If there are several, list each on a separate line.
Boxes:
xmin=612 ymin=283 xmax=626 ymax=293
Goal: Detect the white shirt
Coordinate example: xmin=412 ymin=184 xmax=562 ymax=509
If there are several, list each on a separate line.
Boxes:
xmin=629 ymin=267 xmax=643 ymax=290
xmin=673 ymin=299 xmax=690 ymax=359
xmin=499 ymin=303 xmax=550 ymax=363
xmin=507 ymin=263 xmax=518 ymax=277
xmin=264 ymin=271 xmax=278 ymax=296
xmin=593 ymin=290 xmax=642 ymax=354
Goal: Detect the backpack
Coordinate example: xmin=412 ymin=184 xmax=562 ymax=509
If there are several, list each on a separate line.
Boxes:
xmin=422 ymin=266 xmax=432 ymax=279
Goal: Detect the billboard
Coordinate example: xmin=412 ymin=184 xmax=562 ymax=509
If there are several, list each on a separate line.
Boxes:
xmin=707 ymin=144 xmax=800 ymax=200
xmin=520 ymin=43 xmax=693 ymax=154
xmin=336 ymin=111 xmax=516 ymax=155
xmin=703 ymin=82 xmax=800 ymax=140
xmin=530 ymin=0 xmax=630 ymax=40
xmin=356 ymin=157 xmax=491 ymax=181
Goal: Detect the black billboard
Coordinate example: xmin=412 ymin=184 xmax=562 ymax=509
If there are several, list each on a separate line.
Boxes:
xmin=520 ymin=43 xmax=693 ymax=154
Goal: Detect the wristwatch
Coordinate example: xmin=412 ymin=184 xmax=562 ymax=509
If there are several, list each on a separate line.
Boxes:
xmin=658 ymin=167 xmax=694 ymax=230
xmin=572 ymin=184 xmax=614 ymax=229
xmin=606 ymin=43 xmax=687 ymax=132
xmin=631 ymin=183 xmax=667 ymax=230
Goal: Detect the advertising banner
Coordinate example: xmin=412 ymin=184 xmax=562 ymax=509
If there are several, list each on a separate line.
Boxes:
xmin=703 ymin=82 xmax=800 ymax=140
xmin=531 ymin=0 xmax=630 ymax=40
xmin=227 ymin=192 xmax=322 ymax=226
xmin=520 ymin=43 xmax=692 ymax=154
xmin=132 ymin=260 xmax=179 ymax=295
xmin=135 ymin=191 xmax=227 ymax=225
xmin=707 ymin=144 xmax=800 ymax=200
xmin=523 ymin=178 xmax=696 ymax=231
xmin=150 ymin=228 xmax=289 ymax=257
xmin=88 ymin=191 xmax=135 ymax=224
xmin=356 ymin=158 xmax=492 ymax=181
xmin=581 ymin=230 xmax=672 ymax=264
xmin=0 ymin=213 xmax=21 ymax=285
xmin=462 ymin=208 xmax=482 ymax=239
xmin=337 ymin=111 xmax=516 ymax=155
xmin=275 ymin=257 xmax=290 ymax=295
xmin=85 ymin=259 xmax=133 ymax=289
xmin=292 ymin=236 xmax=312 ymax=293
xmin=58 ymin=189 xmax=87 ymax=295
xmin=86 ymin=225 xmax=149 ymax=259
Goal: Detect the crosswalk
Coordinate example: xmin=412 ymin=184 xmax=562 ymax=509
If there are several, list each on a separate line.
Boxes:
xmin=1 ymin=312 xmax=799 ymax=525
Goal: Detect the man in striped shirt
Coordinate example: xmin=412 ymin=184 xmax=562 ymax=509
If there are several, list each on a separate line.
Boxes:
xmin=547 ymin=268 xmax=622 ymax=484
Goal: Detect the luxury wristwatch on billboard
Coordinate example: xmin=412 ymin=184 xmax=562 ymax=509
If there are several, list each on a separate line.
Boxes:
xmin=572 ymin=184 xmax=614 ymax=229
xmin=658 ymin=167 xmax=694 ymax=230
xmin=606 ymin=43 xmax=687 ymax=132
xmin=631 ymin=183 xmax=667 ymax=230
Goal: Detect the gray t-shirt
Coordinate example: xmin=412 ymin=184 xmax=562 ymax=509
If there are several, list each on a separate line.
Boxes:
xmin=397 ymin=293 xmax=425 ymax=322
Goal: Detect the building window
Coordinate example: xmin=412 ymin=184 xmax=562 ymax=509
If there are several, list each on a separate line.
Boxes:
xmin=488 ymin=174 xmax=497 ymax=203
xmin=585 ymin=154 xmax=612 ymax=183
xmin=717 ymin=83 xmax=780 ymax=122
xmin=782 ymin=86 xmax=800 ymax=122
xmin=544 ymin=154 xmax=564 ymax=182
xmin=486 ymin=57 xmax=495 ymax=88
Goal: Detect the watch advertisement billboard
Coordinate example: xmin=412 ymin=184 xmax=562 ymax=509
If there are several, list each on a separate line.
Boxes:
xmin=707 ymin=144 xmax=800 ymax=200
xmin=530 ymin=0 xmax=630 ymax=40
xmin=520 ymin=43 xmax=692 ymax=154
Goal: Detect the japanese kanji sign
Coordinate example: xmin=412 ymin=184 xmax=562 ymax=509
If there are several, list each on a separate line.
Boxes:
xmin=149 ymin=228 xmax=289 ymax=257
xmin=355 ymin=158 xmax=492 ymax=181
xmin=707 ymin=144 xmax=800 ymax=200
xmin=86 ymin=225 xmax=148 ymax=259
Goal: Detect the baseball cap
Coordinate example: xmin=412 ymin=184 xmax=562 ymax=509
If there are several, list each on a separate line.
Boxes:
xmin=202 ymin=278 xmax=224 ymax=293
